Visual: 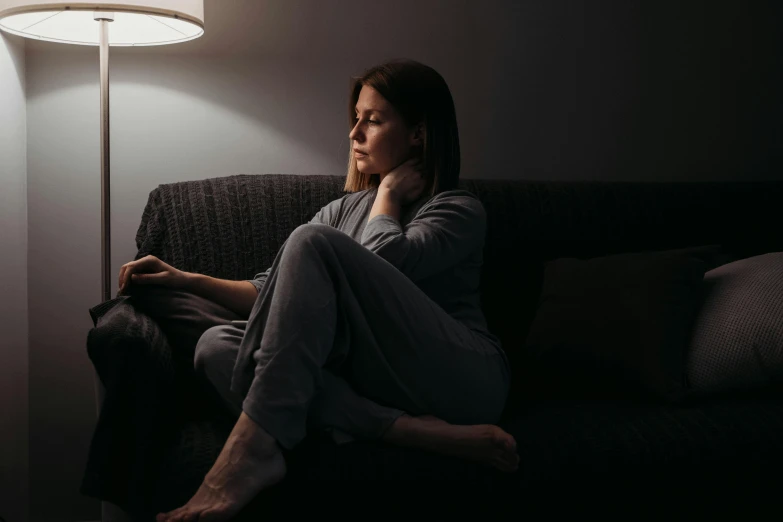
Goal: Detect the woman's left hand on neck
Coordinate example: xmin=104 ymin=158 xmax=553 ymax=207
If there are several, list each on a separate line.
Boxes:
xmin=378 ymin=157 xmax=427 ymax=206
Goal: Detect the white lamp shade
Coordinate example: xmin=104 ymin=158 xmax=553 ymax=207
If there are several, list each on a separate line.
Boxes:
xmin=0 ymin=0 xmax=204 ymax=46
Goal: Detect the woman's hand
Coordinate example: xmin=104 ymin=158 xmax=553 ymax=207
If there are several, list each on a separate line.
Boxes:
xmin=117 ymin=255 xmax=190 ymax=296
xmin=379 ymin=157 xmax=427 ymax=206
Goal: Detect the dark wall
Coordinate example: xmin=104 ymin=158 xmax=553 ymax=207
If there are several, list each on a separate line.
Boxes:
xmin=492 ymin=0 xmax=782 ymax=181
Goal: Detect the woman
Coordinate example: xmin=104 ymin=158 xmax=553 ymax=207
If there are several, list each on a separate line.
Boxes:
xmin=119 ymin=59 xmax=517 ymax=522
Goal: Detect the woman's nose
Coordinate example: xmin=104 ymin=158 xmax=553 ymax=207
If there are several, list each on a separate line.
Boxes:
xmin=349 ymin=123 xmax=362 ymax=141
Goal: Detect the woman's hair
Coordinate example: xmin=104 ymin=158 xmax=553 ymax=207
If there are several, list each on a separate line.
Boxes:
xmin=343 ymin=59 xmax=461 ymax=197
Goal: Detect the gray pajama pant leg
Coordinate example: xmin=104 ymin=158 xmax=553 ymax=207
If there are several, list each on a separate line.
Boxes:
xmin=198 ymin=223 xmax=509 ymax=450
xmin=194 ymin=325 xmax=403 ymax=443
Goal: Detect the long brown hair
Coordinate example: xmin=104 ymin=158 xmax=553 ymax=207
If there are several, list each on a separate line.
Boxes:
xmin=343 ymin=59 xmax=460 ymax=197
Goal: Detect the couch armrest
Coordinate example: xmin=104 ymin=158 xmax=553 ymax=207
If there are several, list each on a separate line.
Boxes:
xmin=87 ymin=297 xmax=176 ymax=390
xmin=82 ymin=297 xmax=207 ymax=517
xmin=88 ymin=296 xmax=176 ymax=422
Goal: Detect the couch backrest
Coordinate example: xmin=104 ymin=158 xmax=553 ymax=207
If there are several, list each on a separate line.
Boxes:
xmin=136 ymin=174 xmax=783 ymax=366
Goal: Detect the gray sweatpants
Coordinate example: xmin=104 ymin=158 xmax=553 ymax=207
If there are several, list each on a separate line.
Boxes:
xmin=194 ymin=223 xmax=509 ymax=450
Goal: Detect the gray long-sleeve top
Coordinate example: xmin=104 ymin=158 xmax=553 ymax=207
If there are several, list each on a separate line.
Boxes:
xmin=246 ymin=186 xmax=503 ymax=352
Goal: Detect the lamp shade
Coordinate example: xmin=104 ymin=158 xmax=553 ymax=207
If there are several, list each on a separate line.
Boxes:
xmin=0 ymin=0 xmax=204 ymax=46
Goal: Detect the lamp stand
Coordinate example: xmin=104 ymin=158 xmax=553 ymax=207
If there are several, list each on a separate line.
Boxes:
xmin=98 ymin=13 xmax=112 ymax=304
xmin=95 ymin=15 xmax=135 ymax=522
xmin=93 ymin=12 xmax=113 ymax=415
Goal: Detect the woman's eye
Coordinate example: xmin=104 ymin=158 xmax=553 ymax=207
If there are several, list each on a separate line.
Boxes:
xmin=353 ymin=116 xmax=380 ymax=125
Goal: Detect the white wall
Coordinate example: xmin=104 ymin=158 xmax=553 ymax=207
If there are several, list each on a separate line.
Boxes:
xmin=0 ymin=31 xmax=29 ymax=522
xmin=22 ymin=0 xmax=783 ymax=520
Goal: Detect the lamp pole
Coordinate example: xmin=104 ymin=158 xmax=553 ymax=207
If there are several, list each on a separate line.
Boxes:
xmin=93 ymin=13 xmax=114 ymax=420
xmin=96 ymin=12 xmax=113 ymax=303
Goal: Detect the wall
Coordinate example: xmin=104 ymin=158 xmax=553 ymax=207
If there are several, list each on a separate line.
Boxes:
xmin=0 ymin=31 xmax=29 ymax=522
xmin=23 ymin=0 xmax=783 ymax=520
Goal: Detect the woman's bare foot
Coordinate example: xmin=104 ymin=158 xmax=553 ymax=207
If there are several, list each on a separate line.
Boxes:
xmin=156 ymin=412 xmax=286 ymax=522
xmin=382 ymin=414 xmax=519 ymax=472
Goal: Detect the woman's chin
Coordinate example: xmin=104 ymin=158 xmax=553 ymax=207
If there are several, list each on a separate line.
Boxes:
xmin=357 ymin=165 xmax=380 ymax=176
xmin=356 ymin=159 xmax=371 ymax=171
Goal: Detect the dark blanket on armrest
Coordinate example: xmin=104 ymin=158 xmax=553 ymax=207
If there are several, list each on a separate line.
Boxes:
xmin=80 ymin=296 xmax=222 ymax=517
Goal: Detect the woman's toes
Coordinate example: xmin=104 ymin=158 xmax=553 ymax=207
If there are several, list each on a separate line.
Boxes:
xmin=171 ymin=509 xmax=189 ymax=522
xmin=157 ymin=511 xmax=176 ymax=522
xmin=493 ymin=431 xmax=515 ymax=450
xmin=198 ymin=507 xmax=228 ymax=522
xmin=157 ymin=509 xmax=178 ymax=522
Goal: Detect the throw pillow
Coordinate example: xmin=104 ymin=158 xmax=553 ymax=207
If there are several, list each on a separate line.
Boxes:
xmin=642 ymin=244 xmax=732 ymax=271
xmin=685 ymin=252 xmax=783 ymax=397
xmin=524 ymin=248 xmax=707 ymax=402
xmin=127 ymin=284 xmax=245 ymax=358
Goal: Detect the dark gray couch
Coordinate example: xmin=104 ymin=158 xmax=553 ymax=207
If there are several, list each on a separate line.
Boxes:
xmin=81 ymin=174 xmax=783 ymax=520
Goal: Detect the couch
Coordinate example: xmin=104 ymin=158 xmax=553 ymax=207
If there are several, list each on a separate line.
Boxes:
xmin=81 ymin=174 xmax=783 ymax=520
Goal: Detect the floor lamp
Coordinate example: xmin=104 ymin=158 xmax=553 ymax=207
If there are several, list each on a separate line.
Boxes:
xmin=0 ymin=0 xmax=204 ymax=295
xmin=0 ymin=3 xmax=203 ymax=518
xmin=0 ymin=0 xmax=203 ymax=381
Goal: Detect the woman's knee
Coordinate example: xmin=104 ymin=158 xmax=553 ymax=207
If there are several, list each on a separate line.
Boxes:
xmin=193 ymin=325 xmax=237 ymax=373
xmin=285 ymin=223 xmax=338 ymax=253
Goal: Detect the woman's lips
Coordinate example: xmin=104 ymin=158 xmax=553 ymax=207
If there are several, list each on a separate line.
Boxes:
xmin=354 ymin=151 xmax=368 ymax=158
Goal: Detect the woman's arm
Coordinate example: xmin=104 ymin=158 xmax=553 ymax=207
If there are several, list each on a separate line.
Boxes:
xmin=368 ymin=186 xmax=402 ymax=223
xmin=362 ymin=189 xmax=487 ymax=282
xmin=183 ymin=273 xmax=259 ymax=318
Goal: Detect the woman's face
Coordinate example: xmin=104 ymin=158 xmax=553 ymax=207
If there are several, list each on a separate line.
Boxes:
xmin=349 ymin=85 xmax=419 ymax=177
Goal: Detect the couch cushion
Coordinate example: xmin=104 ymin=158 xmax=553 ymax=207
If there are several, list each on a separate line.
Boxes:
xmin=523 ymin=248 xmax=707 ymax=402
xmin=686 ymin=252 xmax=783 ymax=397
xmin=143 ymin=395 xmax=783 ymax=518
xmin=497 ymin=396 xmax=783 ymax=514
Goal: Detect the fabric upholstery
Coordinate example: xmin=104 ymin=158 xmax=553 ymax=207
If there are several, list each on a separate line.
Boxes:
xmin=686 ymin=252 xmax=783 ymax=397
